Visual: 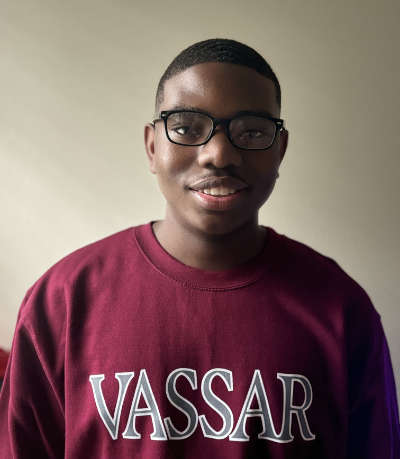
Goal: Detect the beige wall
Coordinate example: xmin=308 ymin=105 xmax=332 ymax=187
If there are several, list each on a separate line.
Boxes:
xmin=1 ymin=0 xmax=399 ymax=404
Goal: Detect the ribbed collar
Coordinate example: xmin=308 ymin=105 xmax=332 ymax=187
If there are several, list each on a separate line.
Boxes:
xmin=133 ymin=221 xmax=279 ymax=291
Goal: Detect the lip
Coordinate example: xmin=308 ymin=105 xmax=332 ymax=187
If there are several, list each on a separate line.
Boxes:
xmin=188 ymin=175 xmax=248 ymax=192
xmin=189 ymin=188 xmax=247 ymax=211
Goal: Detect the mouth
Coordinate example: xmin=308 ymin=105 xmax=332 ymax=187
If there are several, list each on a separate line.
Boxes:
xmin=189 ymin=187 xmax=241 ymax=197
xmin=188 ymin=176 xmax=249 ymax=195
xmin=189 ymin=188 xmax=248 ymax=211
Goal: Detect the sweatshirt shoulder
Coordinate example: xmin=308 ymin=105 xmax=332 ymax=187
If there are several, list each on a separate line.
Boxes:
xmin=22 ymin=226 xmax=143 ymax=302
xmin=45 ymin=226 xmax=138 ymax=280
xmin=268 ymin=227 xmax=378 ymax=316
xmin=269 ymin=227 xmax=351 ymax=279
xmin=17 ymin=225 xmax=146 ymax=324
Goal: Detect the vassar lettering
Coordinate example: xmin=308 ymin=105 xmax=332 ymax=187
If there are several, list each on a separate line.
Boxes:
xmin=199 ymin=368 xmax=234 ymax=439
xmin=89 ymin=372 xmax=134 ymax=440
xmin=122 ymin=369 xmax=168 ymax=440
xmin=229 ymin=369 xmax=282 ymax=442
xmin=89 ymin=369 xmax=316 ymax=442
xmin=277 ymin=373 xmax=315 ymax=441
xmin=164 ymin=368 xmax=199 ymax=439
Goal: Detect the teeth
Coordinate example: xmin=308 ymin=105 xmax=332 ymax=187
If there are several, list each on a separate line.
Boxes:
xmin=202 ymin=187 xmax=238 ymax=196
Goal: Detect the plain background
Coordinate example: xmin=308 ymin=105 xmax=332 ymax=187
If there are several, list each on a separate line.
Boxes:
xmin=1 ymin=0 xmax=399 ymax=407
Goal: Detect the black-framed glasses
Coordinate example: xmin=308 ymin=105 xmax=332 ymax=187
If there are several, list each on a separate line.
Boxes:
xmin=152 ymin=109 xmax=285 ymax=150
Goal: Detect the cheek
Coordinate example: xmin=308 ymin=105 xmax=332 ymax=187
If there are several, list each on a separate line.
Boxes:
xmin=246 ymin=153 xmax=281 ymax=203
xmin=154 ymin=135 xmax=192 ymax=173
xmin=249 ymin=153 xmax=280 ymax=183
xmin=153 ymin=140 xmax=194 ymax=196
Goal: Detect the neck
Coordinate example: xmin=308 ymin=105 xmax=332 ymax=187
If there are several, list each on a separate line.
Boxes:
xmin=151 ymin=216 xmax=267 ymax=271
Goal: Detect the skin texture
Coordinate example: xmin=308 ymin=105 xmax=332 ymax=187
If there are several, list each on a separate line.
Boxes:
xmin=144 ymin=62 xmax=288 ymax=271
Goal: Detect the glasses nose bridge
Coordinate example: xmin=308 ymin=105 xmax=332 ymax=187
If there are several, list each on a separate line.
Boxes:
xmin=209 ymin=117 xmax=231 ymax=141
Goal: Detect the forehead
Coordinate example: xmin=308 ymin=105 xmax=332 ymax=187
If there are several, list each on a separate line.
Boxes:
xmin=161 ymin=62 xmax=280 ymax=118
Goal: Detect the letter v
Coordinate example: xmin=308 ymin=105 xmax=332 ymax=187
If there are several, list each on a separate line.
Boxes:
xmin=89 ymin=372 xmax=135 ymax=440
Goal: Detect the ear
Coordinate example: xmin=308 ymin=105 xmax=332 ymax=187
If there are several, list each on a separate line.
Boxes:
xmin=144 ymin=123 xmax=157 ymax=175
xmin=278 ymin=128 xmax=289 ymax=165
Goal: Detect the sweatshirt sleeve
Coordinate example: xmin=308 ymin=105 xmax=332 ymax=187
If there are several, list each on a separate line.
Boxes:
xmin=345 ymin=289 xmax=400 ymax=458
xmin=0 ymin=280 xmax=66 ymax=458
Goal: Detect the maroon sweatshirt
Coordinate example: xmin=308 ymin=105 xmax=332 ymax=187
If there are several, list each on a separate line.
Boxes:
xmin=0 ymin=222 xmax=399 ymax=458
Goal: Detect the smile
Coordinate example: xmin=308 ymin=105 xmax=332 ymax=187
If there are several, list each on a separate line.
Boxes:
xmin=189 ymin=188 xmax=246 ymax=211
xmin=201 ymin=187 xmax=238 ymax=196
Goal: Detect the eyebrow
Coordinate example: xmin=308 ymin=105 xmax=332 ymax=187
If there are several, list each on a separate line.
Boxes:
xmin=166 ymin=105 xmax=276 ymax=119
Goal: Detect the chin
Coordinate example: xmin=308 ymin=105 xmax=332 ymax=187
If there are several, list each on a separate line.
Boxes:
xmin=190 ymin=213 xmax=254 ymax=239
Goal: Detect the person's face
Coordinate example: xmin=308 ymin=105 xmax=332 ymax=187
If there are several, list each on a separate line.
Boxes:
xmin=144 ymin=62 xmax=288 ymax=236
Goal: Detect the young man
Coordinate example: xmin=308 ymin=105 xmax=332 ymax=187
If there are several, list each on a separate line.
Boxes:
xmin=0 ymin=38 xmax=399 ymax=458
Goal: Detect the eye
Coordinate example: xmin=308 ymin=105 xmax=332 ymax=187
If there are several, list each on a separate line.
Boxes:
xmin=170 ymin=124 xmax=203 ymax=138
xmin=173 ymin=125 xmax=190 ymax=136
xmin=240 ymin=130 xmax=265 ymax=139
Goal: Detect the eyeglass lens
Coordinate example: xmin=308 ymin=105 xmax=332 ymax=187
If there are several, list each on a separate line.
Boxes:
xmin=166 ymin=112 xmax=277 ymax=149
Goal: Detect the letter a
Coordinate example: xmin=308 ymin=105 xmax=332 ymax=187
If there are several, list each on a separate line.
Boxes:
xmin=122 ymin=369 xmax=167 ymax=440
xmin=229 ymin=370 xmax=282 ymax=442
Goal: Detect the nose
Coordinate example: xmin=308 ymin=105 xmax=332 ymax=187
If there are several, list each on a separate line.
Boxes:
xmin=196 ymin=126 xmax=243 ymax=169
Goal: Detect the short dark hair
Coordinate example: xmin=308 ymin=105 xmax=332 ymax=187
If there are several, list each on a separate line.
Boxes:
xmin=155 ymin=38 xmax=281 ymax=113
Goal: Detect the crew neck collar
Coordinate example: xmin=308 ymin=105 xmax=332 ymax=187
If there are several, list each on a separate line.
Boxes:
xmin=133 ymin=221 xmax=278 ymax=291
